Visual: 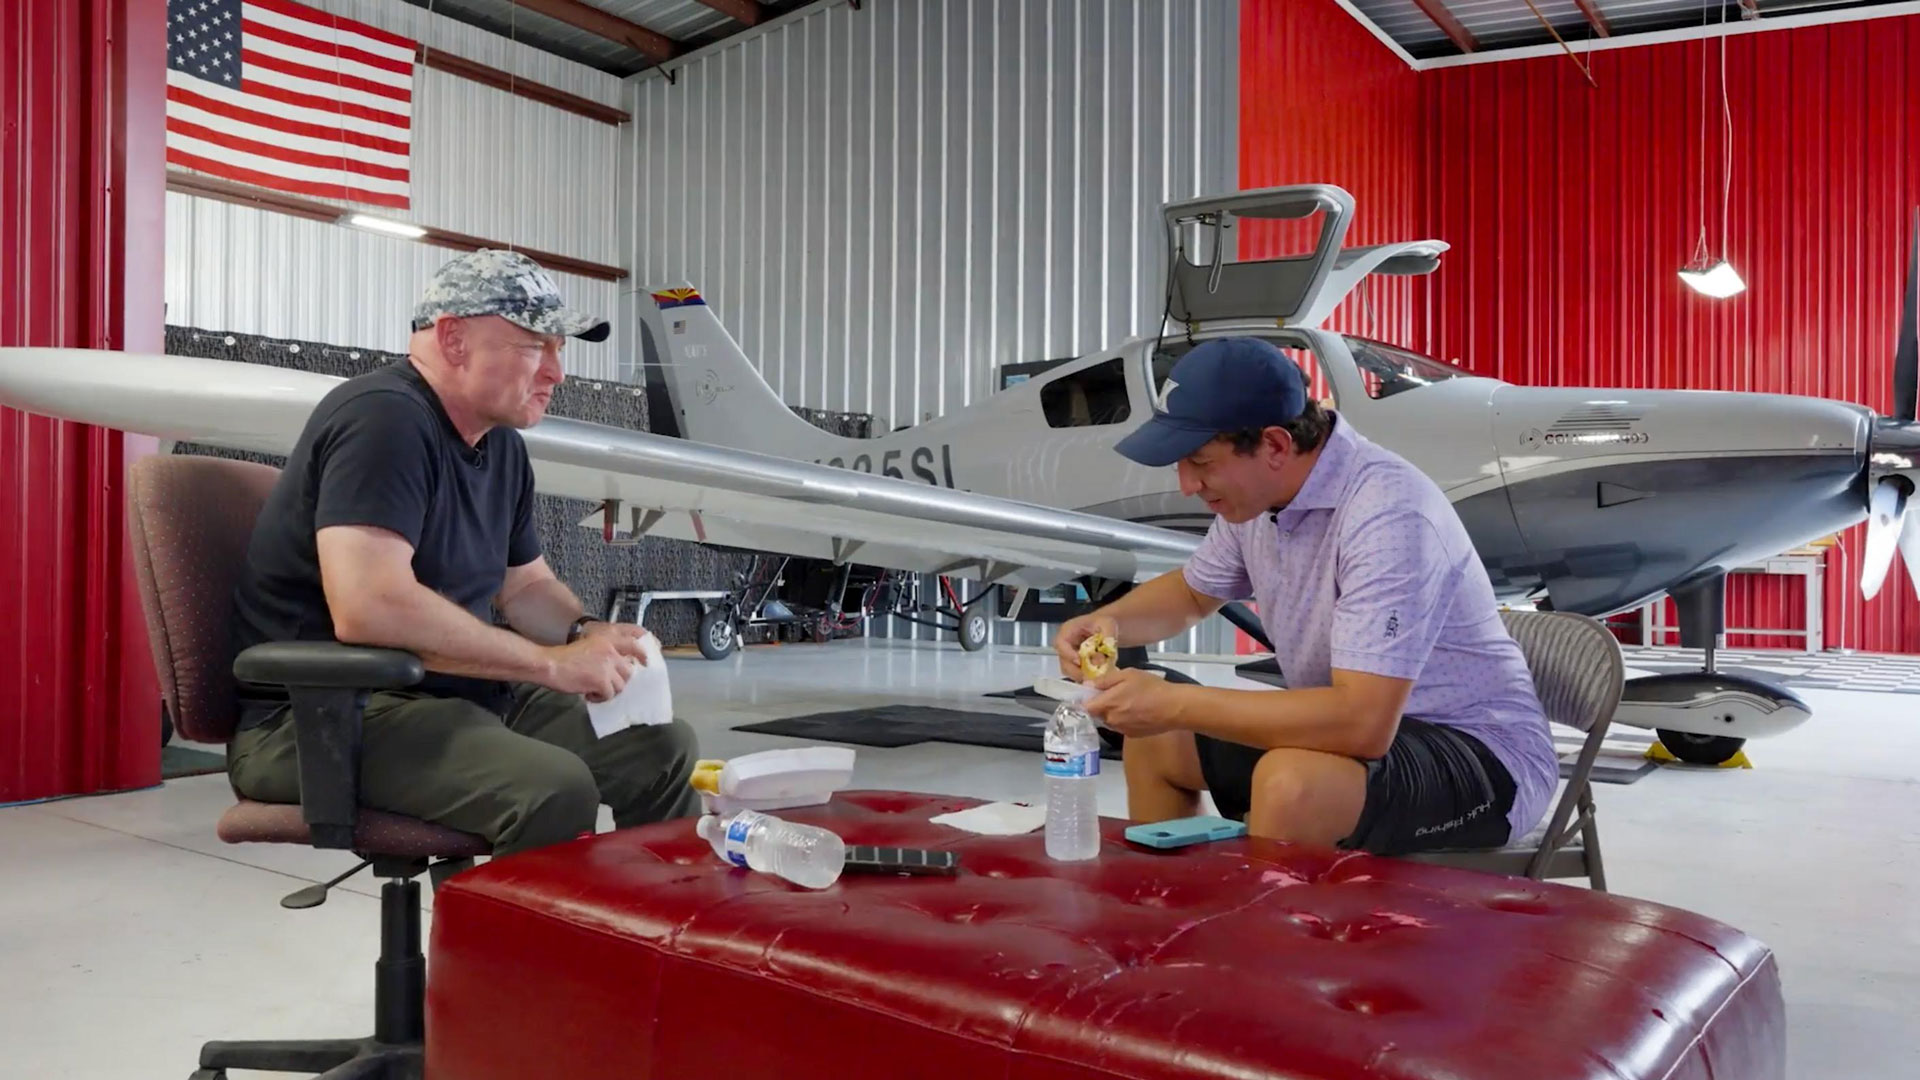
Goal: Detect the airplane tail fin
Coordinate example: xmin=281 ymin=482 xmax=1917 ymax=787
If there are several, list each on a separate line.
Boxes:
xmin=637 ymin=285 xmax=852 ymax=458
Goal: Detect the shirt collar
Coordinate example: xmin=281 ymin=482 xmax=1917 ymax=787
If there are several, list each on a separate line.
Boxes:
xmin=1276 ymin=410 xmax=1357 ymax=513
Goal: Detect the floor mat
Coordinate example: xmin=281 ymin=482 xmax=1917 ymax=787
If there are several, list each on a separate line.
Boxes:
xmin=736 ymin=705 xmax=1121 ymax=760
xmin=162 ymin=745 xmax=226 ymax=779
xmin=737 ymin=705 xmax=1658 ymax=784
xmin=1620 ymin=646 xmax=1920 ymax=694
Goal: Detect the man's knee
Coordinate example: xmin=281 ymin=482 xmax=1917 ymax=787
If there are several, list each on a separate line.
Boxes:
xmin=1124 ymin=730 xmax=1204 ymax=790
xmin=1246 ymin=749 xmax=1366 ymax=845
xmin=497 ymin=748 xmax=600 ymax=855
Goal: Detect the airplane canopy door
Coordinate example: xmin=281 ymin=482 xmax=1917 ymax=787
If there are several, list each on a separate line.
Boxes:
xmin=1161 ymin=184 xmax=1448 ymax=331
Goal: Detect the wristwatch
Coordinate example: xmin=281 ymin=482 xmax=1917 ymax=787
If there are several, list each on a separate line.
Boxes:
xmin=566 ymin=615 xmax=602 ymax=643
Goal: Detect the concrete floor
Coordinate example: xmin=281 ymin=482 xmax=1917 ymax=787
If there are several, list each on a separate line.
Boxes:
xmin=3 ymin=637 xmax=1916 ymax=1079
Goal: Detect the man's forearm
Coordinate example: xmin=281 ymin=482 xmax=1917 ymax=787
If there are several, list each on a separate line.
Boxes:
xmin=499 ymin=576 xmax=586 ymax=646
xmin=333 ymin=580 xmax=555 ymax=685
xmin=1169 ymin=684 xmax=1398 ymax=760
xmin=1097 ymin=569 xmax=1221 ymax=646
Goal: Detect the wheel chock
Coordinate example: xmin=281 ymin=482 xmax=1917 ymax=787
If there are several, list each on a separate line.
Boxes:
xmin=1644 ymin=742 xmax=1754 ymax=769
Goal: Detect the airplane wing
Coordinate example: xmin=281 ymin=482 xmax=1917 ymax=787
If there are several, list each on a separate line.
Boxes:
xmin=0 ymin=348 xmax=1201 ymax=590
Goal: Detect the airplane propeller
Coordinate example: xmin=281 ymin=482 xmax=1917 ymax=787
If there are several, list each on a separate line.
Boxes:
xmin=1861 ymin=206 xmax=1920 ymax=601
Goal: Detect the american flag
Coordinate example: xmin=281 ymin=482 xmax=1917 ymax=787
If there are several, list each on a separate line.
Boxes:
xmin=165 ymin=0 xmax=417 ymax=209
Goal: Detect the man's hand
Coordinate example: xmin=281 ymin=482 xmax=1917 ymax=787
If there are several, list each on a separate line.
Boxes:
xmin=543 ymin=631 xmax=651 ymax=702
xmin=1084 ymin=668 xmax=1186 ymax=738
xmin=1053 ymin=613 xmax=1120 ymax=680
xmin=578 ymin=619 xmax=654 ymax=664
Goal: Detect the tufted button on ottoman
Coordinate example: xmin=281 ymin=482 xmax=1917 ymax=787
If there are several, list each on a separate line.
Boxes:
xmin=425 ymin=791 xmax=1783 ymax=1080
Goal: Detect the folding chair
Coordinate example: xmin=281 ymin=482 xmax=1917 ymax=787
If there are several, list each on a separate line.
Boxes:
xmin=1407 ymin=609 xmax=1623 ymax=890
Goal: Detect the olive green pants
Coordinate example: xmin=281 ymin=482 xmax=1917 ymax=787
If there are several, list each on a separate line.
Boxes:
xmin=227 ymin=683 xmax=703 ymax=856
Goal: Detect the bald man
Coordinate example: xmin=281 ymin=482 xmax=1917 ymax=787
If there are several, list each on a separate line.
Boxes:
xmin=226 ymin=250 xmax=702 ymax=856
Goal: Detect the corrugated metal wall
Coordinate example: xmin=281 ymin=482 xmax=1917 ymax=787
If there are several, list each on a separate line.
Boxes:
xmin=624 ymin=0 xmax=1239 ymax=652
xmin=165 ymin=193 xmax=623 ymax=377
xmin=1240 ymin=0 xmax=1428 ymax=350
xmin=2 ymin=0 xmax=167 ymax=804
xmin=163 ymin=0 xmax=630 ymax=379
xmin=625 ymin=0 xmax=1239 ymax=419
xmin=1423 ymin=16 xmax=1920 ymax=653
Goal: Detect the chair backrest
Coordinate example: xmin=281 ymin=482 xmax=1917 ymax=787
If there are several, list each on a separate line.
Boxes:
xmin=1498 ymin=609 xmax=1625 ymax=734
xmin=127 ymin=454 xmax=281 ymax=744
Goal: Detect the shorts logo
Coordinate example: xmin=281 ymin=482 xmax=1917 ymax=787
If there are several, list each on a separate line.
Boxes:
xmin=1385 ymin=610 xmax=1400 ymax=639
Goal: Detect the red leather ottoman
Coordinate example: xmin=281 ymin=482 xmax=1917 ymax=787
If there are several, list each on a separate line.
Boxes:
xmin=425 ymin=790 xmax=1783 ymax=1080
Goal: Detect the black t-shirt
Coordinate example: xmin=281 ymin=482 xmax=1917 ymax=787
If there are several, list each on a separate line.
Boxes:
xmin=230 ymin=359 xmax=541 ymax=713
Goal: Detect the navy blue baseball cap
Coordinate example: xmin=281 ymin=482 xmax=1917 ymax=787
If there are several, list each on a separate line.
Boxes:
xmin=1114 ymin=337 xmax=1308 ymax=466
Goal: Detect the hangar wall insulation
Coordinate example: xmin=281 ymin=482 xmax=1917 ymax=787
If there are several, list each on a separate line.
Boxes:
xmin=2 ymin=0 xmax=165 ymax=804
xmin=622 ymin=0 xmax=1239 ymax=651
xmin=162 ymin=0 xmax=630 ymax=379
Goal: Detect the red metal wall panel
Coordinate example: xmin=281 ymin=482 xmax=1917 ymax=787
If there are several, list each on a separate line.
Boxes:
xmin=1239 ymin=0 xmax=1427 ymax=352
xmin=1 ymin=0 xmax=168 ymax=803
xmin=1422 ymin=18 xmax=1920 ymax=653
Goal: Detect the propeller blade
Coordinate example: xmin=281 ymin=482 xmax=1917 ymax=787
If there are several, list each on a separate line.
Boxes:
xmin=1862 ymin=479 xmax=1907 ymax=600
xmin=1895 ymin=206 xmax=1919 ymax=423
xmin=1900 ymin=501 xmax=1920 ymax=603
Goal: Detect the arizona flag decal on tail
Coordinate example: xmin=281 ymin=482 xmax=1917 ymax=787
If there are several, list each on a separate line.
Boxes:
xmin=652 ymin=287 xmax=706 ymax=309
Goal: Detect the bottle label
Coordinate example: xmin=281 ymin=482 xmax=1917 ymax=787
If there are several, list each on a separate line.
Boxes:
xmin=721 ymin=811 xmax=760 ymax=868
xmin=1044 ymin=749 xmax=1100 ymax=778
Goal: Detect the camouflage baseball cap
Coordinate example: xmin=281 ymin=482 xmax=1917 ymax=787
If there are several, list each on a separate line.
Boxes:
xmin=411 ymin=249 xmax=610 ymax=342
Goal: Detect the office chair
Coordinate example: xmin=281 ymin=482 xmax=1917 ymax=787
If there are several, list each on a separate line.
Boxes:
xmin=127 ymin=453 xmax=492 ymax=1080
xmin=1406 ymin=609 xmax=1624 ymax=890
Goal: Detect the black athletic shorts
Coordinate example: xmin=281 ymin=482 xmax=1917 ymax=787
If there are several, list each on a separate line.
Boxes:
xmin=1195 ymin=717 xmax=1517 ymax=855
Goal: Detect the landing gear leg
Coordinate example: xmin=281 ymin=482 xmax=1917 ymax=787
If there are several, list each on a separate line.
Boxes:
xmin=1649 ymin=574 xmax=1750 ymax=766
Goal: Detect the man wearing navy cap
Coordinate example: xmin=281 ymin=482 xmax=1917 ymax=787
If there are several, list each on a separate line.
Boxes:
xmin=1053 ymin=337 xmax=1557 ymax=855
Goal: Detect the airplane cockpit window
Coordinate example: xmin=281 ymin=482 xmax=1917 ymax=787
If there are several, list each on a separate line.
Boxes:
xmin=1343 ymin=337 xmax=1470 ymax=399
xmin=1041 ymin=357 xmax=1132 ymax=428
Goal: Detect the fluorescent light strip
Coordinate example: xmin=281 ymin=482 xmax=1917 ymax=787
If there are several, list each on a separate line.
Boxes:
xmin=347 ymin=213 xmax=427 ymax=239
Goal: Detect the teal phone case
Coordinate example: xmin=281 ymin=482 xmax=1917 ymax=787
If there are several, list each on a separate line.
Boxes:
xmin=1124 ymin=815 xmax=1249 ymax=849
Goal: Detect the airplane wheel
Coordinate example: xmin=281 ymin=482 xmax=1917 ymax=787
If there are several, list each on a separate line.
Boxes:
xmin=959 ymin=607 xmax=990 ymax=652
xmin=698 ymin=608 xmax=738 ymax=660
xmin=1656 ymin=729 xmax=1746 ymax=766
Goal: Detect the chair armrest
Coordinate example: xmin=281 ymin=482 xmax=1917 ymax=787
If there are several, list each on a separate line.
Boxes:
xmin=233 ymin=642 xmax=424 ymax=851
xmin=234 ymin=641 xmax=424 ymax=690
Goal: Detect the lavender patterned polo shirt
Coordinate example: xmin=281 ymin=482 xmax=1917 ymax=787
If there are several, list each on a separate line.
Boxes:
xmin=1183 ymin=412 xmax=1558 ymax=842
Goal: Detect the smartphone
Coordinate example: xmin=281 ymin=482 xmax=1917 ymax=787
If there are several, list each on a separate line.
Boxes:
xmin=1124 ymin=815 xmax=1248 ymax=849
xmin=842 ymin=845 xmax=961 ymax=876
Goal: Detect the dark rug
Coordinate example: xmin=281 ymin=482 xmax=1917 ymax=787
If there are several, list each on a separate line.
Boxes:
xmin=736 ymin=705 xmax=1122 ymax=761
xmin=736 ymin=705 xmax=1656 ymax=784
xmin=162 ymin=745 xmax=227 ymax=779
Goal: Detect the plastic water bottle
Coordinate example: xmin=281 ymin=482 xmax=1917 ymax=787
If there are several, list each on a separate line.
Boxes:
xmin=697 ymin=809 xmax=847 ymax=889
xmin=1044 ymin=696 xmax=1103 ymax=861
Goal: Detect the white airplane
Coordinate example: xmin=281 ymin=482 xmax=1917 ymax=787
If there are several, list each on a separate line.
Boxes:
xmin=0 ymin=184 xmax=1911 ymax=768
xmin=630 ymin=183 xmax=1920 ymax=767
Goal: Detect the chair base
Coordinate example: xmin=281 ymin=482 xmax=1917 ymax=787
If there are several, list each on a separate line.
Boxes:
xmin=189 ymin=872 xmax=432 ymax=1079
xmin=194 ymin=1036 xmax=419 ymax=1079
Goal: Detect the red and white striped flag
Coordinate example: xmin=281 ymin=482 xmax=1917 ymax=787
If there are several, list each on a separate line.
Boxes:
xmin=165 ymin=0 xmax=417 ymax=209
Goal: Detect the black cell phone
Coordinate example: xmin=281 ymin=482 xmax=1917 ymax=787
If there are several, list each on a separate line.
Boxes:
xmin=842 ymin=845 xmax=961 ymax=876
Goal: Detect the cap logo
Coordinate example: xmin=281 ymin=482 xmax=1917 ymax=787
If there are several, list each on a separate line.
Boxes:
xmin=512 ymin=270 xmax=558 ymax=299
xmin=1154 ymin=377 xmax=1179 ymax=412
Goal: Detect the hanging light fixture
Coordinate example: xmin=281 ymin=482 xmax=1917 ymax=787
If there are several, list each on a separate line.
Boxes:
xmin=1680 ymin=259 xmax=1746 ymax=298
xmin=1680 ymin=0 xmax=1743 ymax=299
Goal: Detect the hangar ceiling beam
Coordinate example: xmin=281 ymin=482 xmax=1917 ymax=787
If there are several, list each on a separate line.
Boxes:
xmin=695 ymin=0 xmax=768 ymax=27
xmin=1408 ymin=0 xmax=1480 ymax=53
xmin=511 ymin=0 xmax=680 ymax=64
xmin=1570 ymin=0 xmax=1613 ymax=36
